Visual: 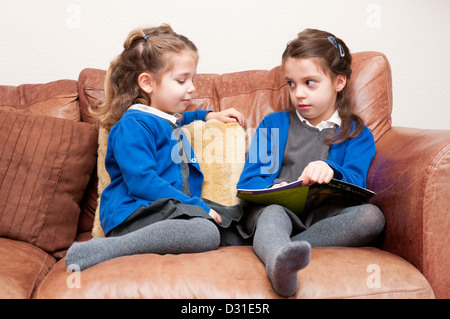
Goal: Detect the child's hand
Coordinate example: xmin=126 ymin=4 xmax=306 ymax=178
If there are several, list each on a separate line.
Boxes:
xmin=205 ymin=108 xmax=245 ymax=126
xmin=209 ymin=208 xmax=222 ymax=224
xmin=270 ymin=181 xmax=288 ymax=188
xmin=298 ymin=161 xmax=334 ymax=186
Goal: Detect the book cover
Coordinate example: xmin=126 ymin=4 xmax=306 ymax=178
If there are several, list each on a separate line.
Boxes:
xmin=236 ymin=178 xmax=375 ymax=215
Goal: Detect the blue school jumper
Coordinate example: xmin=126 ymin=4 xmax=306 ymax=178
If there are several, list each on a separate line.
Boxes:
xmin=237 ymin=111 xmax=375 ymax=190
xmin=100 ymin=106 xmax=211 ymax=235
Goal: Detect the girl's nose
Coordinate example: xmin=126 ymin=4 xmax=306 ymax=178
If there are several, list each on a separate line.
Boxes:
xmin=295 ymin=87 xmax=306 ymax=100
xmin=187 ymin=82 xmax=196 ymax=94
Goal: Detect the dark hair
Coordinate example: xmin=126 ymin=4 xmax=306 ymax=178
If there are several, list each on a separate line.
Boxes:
xmin=282 ymin=28 xmax=364 ymax=144
xmin=93 ymin=24 xmax=198 ymax=130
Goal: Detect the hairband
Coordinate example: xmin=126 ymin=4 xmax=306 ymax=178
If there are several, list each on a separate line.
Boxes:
xmin=327 ymin=36 xmax=345 ymax=57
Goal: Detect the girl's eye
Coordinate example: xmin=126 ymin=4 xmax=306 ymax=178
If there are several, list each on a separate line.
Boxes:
xmin=177 ymin=80 xmax=186 ymax=84
xmin=306 ymin=80 xmax=316 ymax=86
xmin=287 ymin=81 xmax=295 ymax=87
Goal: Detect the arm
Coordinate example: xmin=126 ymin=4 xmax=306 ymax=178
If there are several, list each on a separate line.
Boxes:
xmin=180 ymin=108 xmax=245 ymax=126
xmin=322 ymin=126 xmax=376 ymax=188
xmin=237 ymin=113 xmax=287 ymax=190
xmin=112 ymin=117 xmax=211 ymax=213
xmin=179 ymin=109 xmax=211 ymax=126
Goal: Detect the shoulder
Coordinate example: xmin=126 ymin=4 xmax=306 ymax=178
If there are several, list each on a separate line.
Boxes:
xmin=260 ymin=111 xmax=290 ymax=126
xmin=356 ymin=124 xmax=375 ymax=142
xmin=264 ymin=111 xmax=289 ymax=120
xmin=332 ymin=122 xmax=374 ymax=151
xmin=347 ymin=120 xmax=374 ymax=140
xmin=122 ymin=109 xmax=171 ymax=129
xmin=110 ymin=110 xmax=171 ymax=141
xmin=339 ymin=124 xmax=375 ymax=154
xmin=122 ymin=108 xmax=160 ymax=122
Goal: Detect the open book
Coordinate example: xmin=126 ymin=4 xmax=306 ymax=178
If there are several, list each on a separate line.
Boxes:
xmin=236 ymin=178 xmax=375 ymax=215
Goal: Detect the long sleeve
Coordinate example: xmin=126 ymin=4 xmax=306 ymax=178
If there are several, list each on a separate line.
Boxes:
xmin=237 ymin=112 xmax=375 ymax=190
xmin=100 ymin=110 xmax=211 ymax=234
xmin=321 ymin=126 xmax=375 ymax=188
xmin=178 ymin=109 xmax=212 ymax=126
xmin=237 ymin=112 xmax=289 ymax=190
xmin=113 ymin=118 xmax=208 ymax=208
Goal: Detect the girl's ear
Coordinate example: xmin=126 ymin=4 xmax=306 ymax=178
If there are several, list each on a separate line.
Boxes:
xmin=138 ymin=72 xmax=153 ymax=94
xmin=335 ymin=75 xmax=347 ymax=93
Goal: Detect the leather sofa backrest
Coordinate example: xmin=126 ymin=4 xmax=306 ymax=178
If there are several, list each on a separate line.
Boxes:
xmin=0 ymin=80 xmax=80 ymax=121
xmin=0 ymin=51 xmax=393 ymax=238
xmin=78 ymin=51 xmax=393 ymax=143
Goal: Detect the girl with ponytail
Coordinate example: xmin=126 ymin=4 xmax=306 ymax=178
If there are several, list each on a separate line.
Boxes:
xmin=66 ymin=24 xmax=245 ymax=270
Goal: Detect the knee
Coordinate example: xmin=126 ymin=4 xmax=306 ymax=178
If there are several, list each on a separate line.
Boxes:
xmin=197 ymin=218 xmax=221 ymax=250
xmin=257 ymin=204 xmax=290 ymax=225
xmin=256 ymin=204 xmax=293 ymax=234
xmin=358 ymin=204 xmax=385 ymax=235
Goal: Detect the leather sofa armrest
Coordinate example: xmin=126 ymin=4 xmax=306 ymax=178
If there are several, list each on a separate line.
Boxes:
xmin=367 ymin=126 xmax=450 ymax=298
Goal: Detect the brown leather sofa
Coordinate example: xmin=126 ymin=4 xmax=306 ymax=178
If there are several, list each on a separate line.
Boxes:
xmin=0 ymin=51 xmax=448 ymax=299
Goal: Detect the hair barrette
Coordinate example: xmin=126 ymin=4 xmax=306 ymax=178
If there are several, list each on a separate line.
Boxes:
xmin=144 ymin=35 xmax=150 ymax=41
xmin=327 ymin=36 xmax=345 ymax=57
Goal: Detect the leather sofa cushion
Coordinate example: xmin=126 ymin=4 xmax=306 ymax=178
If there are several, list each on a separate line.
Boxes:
xmin=0 ymin=110 xmax=98 ymax=258
xmin=0 ymin=238 xmax=56 ymax=298
xmin=0 ymin=80 xmax=80 ymax=121
xmin=35 ymin=246 xmax=433 ymax=299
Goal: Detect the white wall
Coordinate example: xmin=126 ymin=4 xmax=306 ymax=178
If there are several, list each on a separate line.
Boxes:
xmin=1 ymin=0 xmax=449 ymax=130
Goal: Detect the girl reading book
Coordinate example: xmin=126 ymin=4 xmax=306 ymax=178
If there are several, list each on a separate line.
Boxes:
xmin=237 ymin=29 xmax=385 ymax=297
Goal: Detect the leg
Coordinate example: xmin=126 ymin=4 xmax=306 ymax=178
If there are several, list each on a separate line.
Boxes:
xmin=253 ymin=205 xmax=311 ymax=297
xmin=291 ymin=204 xmax=385 ymax=247
xmin=65 ymin=218 xmax=220 ymax=270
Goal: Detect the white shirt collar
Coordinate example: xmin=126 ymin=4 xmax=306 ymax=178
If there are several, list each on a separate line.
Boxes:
xmin=295 ymin=109 xmax=341 ymax=131
xmin=128 ymin=104 xmax=182 ymax=124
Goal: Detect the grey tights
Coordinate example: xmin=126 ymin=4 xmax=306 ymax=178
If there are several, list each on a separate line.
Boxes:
xmin=65 ymin=217 xmax=220 ymax=271
xmin=291 ymin=203 xmax=385 ymax=246
xmin=253 ymin=204 xmax=385 ymax=297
